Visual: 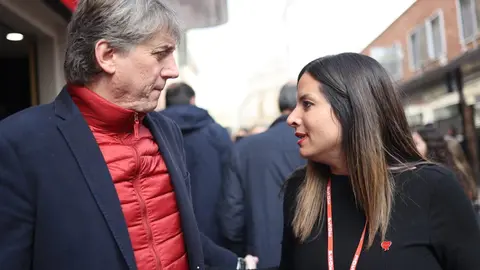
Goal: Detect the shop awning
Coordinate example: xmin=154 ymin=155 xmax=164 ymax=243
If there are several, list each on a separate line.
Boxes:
xmin=400 ymin=48 xmax=480 ymax=95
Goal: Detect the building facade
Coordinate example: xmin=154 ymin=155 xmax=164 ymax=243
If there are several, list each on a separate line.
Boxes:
xmin=362 ymin=0 xmax=480 ymax=130
xmin=361 ymin=0 xmax=480 ymax=178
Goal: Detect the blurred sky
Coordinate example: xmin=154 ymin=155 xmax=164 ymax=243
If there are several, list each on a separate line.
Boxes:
xmin=182 ymin=0 xmax=416 ymax=126
xmin=187 ymin=0 xmax=416 ymax=76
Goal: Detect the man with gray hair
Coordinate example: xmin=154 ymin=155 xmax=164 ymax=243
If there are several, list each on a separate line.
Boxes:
xmin=219 ymin=83 xmax=306 ymax=269
xmin=0 ymin=0 xmax=255 ymax=269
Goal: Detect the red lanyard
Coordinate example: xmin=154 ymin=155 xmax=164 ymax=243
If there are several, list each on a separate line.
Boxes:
xmin=326 ymin=178 xmax=367 ymax=270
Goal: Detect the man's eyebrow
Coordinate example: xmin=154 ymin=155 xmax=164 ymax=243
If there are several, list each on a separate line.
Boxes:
xmin=153 ymin=44 xmax=175 ymax=51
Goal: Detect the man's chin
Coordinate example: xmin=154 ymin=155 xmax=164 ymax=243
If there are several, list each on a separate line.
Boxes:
xmin=149 ymin=90 xmax=162 ymax=100
xmin=131 ymin=101 xmax=159 ymax=113
xmin=144 ymin=102 xmax=160 ymax=113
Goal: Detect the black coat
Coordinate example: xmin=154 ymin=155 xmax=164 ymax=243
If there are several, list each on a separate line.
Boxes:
xmin=219 ymin=115 xmax=306 ymax=269
xmin=0 ymin=89 xmax=237 ymax=270
xmin=161 ymin=105 xmax=233 ymax=246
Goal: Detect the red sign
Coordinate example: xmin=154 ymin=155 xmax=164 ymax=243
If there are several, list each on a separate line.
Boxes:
xmin=60 ymin=0 xmax=77 ymax=11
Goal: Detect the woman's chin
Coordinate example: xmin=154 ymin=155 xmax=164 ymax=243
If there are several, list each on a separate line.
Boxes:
xmin=299 ymin=148 xmax=312 ymax=159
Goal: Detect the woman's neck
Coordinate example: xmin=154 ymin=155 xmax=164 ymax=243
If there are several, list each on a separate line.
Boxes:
xmin=327 ymin=155 xmax=348 ymax=175
xmin=313 ymin=150 xmax=348 ymax=175
xmin=330 ymin=164 xmax=348 ymax=175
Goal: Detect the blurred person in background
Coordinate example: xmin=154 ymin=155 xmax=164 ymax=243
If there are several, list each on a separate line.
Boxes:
xmin=0 ymin=0 xmax=256 ymax=269
xmin=446 ymin=135 xmax=480 ymax=222
xmin=161 ymin=82 xmax=233 ymax=247
xmin=446 ymin=125 xmax=464 ymax=142
xmin=413 ymin=125 xmax=478 ymax=202
xmin=233 ymin=128 xmax=250 ymax=142
xmin=225 ymin=127 xmax=233 ymax=137
xmin=281 ymin=53 xmax=480 ymax=269
xmin=219 ymin=83 xmax=306 ymax=269
xmin=249 ymin=125 xmax=267 ymax=135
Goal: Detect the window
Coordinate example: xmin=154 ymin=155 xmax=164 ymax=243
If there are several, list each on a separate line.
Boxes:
xmin=430 ymin=16 xmax=443 ymax=59
xmin=477 ymin=0 xmax=480 ymax=32
xmin=459 ymin=0 xmax=480 ymax=41
xmin=370 ymin=43 xmax=403 ymax=81
xmin=406 ymin=113 xmax=423 ymax=127
xmin=410 ymin=25 xmax=429 ymax=70
xmin=434 ymin=104 xmax=459 ymax=121
xmin=409 ymin=11 xmax=445 ymax=70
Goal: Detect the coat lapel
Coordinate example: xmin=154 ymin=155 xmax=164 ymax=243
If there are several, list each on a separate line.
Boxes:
xmin=54 ymin=88 xmax=137 ymax=270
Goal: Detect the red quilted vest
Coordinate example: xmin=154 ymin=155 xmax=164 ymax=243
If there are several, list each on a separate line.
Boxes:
xmin=69 ymin=85 xmax=189 ymax=270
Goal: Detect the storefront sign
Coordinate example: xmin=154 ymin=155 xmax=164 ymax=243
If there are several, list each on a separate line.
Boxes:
xmin=60 ymin=0 xmax=77 ymax=12
xmin=60 ymin=0 xmax=77 ymax=11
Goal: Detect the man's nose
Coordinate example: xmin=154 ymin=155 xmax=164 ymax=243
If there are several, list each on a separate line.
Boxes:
xmin=162 ymin=54 xmax=179 ymax=79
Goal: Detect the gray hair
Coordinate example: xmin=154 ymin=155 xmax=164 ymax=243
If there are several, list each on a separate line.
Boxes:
xmin=64 ymin=0 xmax=181 ymax=85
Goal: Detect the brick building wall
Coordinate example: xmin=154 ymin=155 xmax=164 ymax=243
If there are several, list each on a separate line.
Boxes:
xmin=361 ymin=0 xmax=464 ymax=83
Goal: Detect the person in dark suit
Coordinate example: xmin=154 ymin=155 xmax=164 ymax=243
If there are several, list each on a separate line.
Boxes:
xmin=161 ymin=83 xmax=233 ymax=247
xmin=219 ymin=83 xmax=306 ymax=269
xmin=0 ymin=0 xmax=255 ymax=269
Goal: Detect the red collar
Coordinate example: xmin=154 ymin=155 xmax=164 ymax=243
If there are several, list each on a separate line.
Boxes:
xmin=68 ymin=85 xmax=146 ymax=134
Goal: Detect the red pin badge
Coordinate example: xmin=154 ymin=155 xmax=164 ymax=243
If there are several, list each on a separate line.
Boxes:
xmin=381 ymin=241 xmax=392 ymax=251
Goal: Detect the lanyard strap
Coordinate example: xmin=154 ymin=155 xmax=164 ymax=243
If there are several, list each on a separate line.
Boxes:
xmin=326 ymin=178 xmax=367 ymax=270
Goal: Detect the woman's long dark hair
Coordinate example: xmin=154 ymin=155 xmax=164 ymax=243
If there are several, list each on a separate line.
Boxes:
xmin=292 ymin=53 xmax=425 ymax=248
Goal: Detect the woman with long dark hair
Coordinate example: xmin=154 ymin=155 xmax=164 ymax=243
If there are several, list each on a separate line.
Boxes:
xmin=280 ymin=53 xmax=480 ymax=269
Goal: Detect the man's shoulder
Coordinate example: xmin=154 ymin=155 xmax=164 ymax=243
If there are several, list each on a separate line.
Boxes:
xmin=149 ymin=111 xmax=179 ymax=128
xmin=236 ymin=122 xmax=291 ymax=149
xmin=204 ymin=121 xmax=230 ymax=139
xmin=0 ymin=103 xmax=56 ymax=142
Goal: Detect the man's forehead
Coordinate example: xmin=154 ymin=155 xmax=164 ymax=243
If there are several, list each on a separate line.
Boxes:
xmin=147 ymin=31 xmax=178 ymax=47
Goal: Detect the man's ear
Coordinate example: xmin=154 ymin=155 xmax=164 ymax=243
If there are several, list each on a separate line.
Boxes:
xmin=94 ymin=39 xmax=116 ymax=74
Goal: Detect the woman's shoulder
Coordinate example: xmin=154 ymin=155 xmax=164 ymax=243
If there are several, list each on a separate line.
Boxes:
xmin=283 ymin=165 xmax=306 ymax=193
xmin=393 ymin=163 xmax=465 ymax=202
xmin=282 ymin=166 xmax=306 ymax=221
xmin=393 ymin=163 xmax=457 ymax=185
xmin=282 ymin=166 xmax=306 ymax=205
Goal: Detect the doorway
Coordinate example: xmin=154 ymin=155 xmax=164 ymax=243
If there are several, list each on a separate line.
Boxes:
xmin=0 ymin=22 xmax=37 ymax=120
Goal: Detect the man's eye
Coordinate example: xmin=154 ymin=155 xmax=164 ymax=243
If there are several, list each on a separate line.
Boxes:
xmin=154 ymin=52 xmax=169 ymax=60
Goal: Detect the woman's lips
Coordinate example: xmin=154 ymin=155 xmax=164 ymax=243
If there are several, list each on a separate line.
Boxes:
xmin=295 ymin=132 xmax=307 ymax=146
xmin=297 ymin=137 xmax=306 ymax=146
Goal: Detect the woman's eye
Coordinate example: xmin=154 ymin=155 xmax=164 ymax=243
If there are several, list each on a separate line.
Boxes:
xmin=302 ymin=101 xmax=313 ymax=109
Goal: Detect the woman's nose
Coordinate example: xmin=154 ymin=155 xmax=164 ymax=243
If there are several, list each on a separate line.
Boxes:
xmin=287 ymin=108 xmax=301 ymax=128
